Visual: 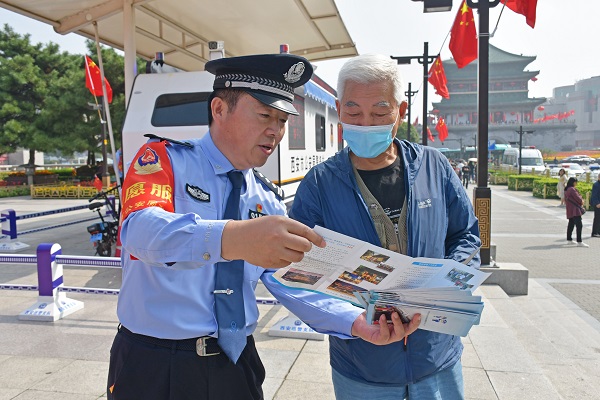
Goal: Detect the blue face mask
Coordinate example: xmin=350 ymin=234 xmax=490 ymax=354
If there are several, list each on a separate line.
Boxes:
xmin=341 ymin=115 xmax=398 ymax=158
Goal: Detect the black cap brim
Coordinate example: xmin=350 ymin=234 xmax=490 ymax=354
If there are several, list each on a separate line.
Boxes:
xmin=248 ymin=92 xmax=299 ymax=115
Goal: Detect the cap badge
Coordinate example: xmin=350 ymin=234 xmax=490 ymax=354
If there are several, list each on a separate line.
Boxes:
xmin=284 ymin=62 xmax=305 ymax=84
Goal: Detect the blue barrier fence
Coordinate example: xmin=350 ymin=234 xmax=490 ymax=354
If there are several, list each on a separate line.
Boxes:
xmin=0 ymin=244 xmax=281 ymax=321
xmin=1 ymin=198 xmax=114 ymax=241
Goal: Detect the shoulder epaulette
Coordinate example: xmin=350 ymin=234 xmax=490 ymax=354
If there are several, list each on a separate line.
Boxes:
xmin=144 ymin=133 xmax=193 ymax=148
xmin=253 ymin=169 xmax=284 ymax=200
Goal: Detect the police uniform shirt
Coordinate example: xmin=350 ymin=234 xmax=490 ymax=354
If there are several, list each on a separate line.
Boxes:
xmin=118 ymin=133 xmax=361 ymax=340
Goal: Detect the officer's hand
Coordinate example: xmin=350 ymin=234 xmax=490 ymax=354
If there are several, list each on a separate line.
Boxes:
xmin=221 ymin=215 xmax=325 ymax=269
xmin=350 ymin=312 xmax=421 ymax=346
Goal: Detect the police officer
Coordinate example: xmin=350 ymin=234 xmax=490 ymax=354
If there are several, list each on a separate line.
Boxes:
xmin=107 ymin=53 xmax=417 ymax=400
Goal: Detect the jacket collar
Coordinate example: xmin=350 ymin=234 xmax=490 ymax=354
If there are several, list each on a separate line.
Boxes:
xmin=331 ymin=139 xmax=424 ymax=188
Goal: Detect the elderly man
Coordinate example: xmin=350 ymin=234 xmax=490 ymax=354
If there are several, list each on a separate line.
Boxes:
xmin=290 ymin=54 xmax=481 ymax=399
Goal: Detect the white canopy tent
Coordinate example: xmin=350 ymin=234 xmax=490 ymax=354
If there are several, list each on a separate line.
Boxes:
xmin=0 ymin=0 xmax=357 ymax=99
xmin=1 ymin=0 xmax=357 ymax=189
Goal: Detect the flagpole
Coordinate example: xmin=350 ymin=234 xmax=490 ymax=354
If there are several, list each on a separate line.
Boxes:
xmin=92 ymin=21 xmax=122 ymax=197
xmin=466 ymin=0 xmax=500 ymax=266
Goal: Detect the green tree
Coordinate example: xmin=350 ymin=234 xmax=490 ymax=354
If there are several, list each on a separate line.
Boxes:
xmin=40 ymin=41 xmax=129 ymax=164
xmin=396 ymin=121 xmax=420 ymax=143
xmin=0 ymin=24 xmax=50 ymax=160
xmin=1 ymin=25 xmax=144 ymax=166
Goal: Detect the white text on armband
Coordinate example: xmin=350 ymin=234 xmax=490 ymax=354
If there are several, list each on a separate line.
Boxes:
xmin=204 ymin=222 xmax=213 ymax=242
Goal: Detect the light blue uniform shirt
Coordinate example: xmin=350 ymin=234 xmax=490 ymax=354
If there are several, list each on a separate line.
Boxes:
xmin=118 ymin=132 xmax=362 ymax=340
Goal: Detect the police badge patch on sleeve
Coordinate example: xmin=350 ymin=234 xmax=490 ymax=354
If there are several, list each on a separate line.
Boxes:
xmin=248 ymin=203 xmax=267 ymax=219
xmin=186 ymin=183 xmax=210 ymax=202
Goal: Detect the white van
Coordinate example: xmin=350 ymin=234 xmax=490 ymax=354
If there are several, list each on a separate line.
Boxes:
xmin=501 ymin=146 xmax=545 ymax=173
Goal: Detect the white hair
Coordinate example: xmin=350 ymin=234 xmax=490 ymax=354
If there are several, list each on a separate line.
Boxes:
xmin=337 ymin=54 xmax=405 ymax=105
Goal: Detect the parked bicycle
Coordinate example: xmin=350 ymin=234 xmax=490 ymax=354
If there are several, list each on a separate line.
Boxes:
xmin=87 ymin=186 xmax=120 ymax=257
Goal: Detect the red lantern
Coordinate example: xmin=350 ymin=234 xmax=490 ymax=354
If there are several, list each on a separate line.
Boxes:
xmin=537 ymin=106 xmax=545 ymax=111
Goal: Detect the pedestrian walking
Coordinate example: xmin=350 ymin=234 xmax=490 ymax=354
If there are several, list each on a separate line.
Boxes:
xmin=557 ymin=168 xmax=567 ymax=207
xmin=565 ymin=177 xmax=588 ymax=247
xmin=462 ymin=162 xmax=470 ymax=188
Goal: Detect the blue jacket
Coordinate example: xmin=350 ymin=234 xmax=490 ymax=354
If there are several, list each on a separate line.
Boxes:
xmin=290 ymin=139 xmax=481 ymax=386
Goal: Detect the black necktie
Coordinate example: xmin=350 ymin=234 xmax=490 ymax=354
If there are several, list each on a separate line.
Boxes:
xmin=214 ymin=170 xmax=246 ymax=363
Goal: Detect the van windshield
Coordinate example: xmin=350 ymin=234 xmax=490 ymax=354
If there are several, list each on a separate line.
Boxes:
xmin=521 ymin=158 xmax=544 ymax=166
xmin=151 ymin=92 xmax=211 ymax=127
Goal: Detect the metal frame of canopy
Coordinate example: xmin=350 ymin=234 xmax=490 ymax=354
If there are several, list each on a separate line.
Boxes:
xmin=0 ymin=0 xmax=357 ymax=99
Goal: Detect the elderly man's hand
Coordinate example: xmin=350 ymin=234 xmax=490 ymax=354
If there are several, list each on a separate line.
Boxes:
xmin=221 ymin=215 xmax=325 ymax=269
xmin=351 ymin=312 xmax=421 ymax=346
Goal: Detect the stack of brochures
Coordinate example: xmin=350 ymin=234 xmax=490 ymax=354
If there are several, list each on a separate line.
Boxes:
xmin=272 ymin=226 xmax=490 ymax=337
xmin=354 ymin=287 xmax=484 ymax=337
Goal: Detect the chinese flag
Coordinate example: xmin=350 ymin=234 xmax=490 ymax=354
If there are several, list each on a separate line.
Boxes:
xmin=502 ymin=0 xmax=537 ymax=28
xmin=449 ymin=0 xmax=478 ymax=69
xmin=85 ymin=55 xmax=113 ymax=103
xmin=93 ymin=175 xmax=103 ymax=192
xmin=427 ymin=127 xmax=435 ymax=143
xmin=428 ymin=56 xmax=450 ymax=99
xmin=436 ymin=118 xmax=449 ymax=143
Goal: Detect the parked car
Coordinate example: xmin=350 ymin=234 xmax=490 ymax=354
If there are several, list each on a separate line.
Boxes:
xmin=550 ymin=163 xmax=586 ymax=178
xmin=562 ymin=155 xmax=595 ymax=165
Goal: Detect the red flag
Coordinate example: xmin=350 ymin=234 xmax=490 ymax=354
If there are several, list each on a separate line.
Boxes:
xmin=436 ymin=118 xmax=449 ymax=142
xmin=428 ymin=56 xmax=450 ymax=99
xmin=449 ymin=0 xmax=478 ymax=69
xmin=427 ymin=127 xmax=435 ymax=143
xmin=93 ymin=175 xmax=103 ymax=192
xmin=85 ymin=55 xmax=113 ymax=103
xmin=502 ymin=0 xmax=537 ymax=28
xmin=413 ymin=117 xmax=419 ymax=126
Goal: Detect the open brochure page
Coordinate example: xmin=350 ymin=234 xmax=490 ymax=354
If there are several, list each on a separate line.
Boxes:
xmin=272 ymin=226 xmax=490 ymax=305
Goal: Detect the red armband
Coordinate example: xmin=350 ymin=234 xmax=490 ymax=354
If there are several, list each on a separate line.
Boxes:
xmin=121 ymin=141 xmax=175 ymax=221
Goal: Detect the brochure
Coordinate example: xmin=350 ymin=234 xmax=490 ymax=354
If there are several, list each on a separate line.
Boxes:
xmin=272 ymin=226 xmax=490 ymax=336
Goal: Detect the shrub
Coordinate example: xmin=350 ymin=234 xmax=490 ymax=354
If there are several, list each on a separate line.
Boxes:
xmin=488 ymin=171 xmax=512 ymax=185
xmin=507 ymin=175 xmax=542 ymax=191
xmin=54 ymin=168 xmax=76 ymax=178
xmin=532 ymin=178 xmax=560 ymax=199
xmin=75 ymin=165 xmax=97 ymax=181
xmin=0 ymin=186 xmax=30 ymax=198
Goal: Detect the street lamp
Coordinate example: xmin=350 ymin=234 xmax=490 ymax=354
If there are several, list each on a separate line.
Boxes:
xmin=411 ymin=0 xmax=453 ymax=13
xmin=391 ymin=42 xmax=437 ymax=146
xmin=466 ymin=0 xmax=501 ymax=266
xmin=516 ymin=125 xmax=535 ymax=175
xmin=405 ymin=82 xmax=418 ymax=141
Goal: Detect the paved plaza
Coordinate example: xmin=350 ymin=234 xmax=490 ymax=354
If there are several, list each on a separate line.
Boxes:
xmin=0 ymin=184 xmax=599 ymax=399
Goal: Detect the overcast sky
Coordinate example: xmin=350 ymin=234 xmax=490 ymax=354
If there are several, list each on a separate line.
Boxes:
xmin=1 ymin=1 xmax=598 ymax=122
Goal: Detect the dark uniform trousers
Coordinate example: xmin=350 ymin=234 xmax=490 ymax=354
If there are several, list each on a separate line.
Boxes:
xmin=107 ymin=326 xmax=265 ymax=400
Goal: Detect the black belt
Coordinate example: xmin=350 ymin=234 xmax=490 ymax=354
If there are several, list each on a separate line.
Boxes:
xmin=119 ymin=325 xmax=221 ymax=356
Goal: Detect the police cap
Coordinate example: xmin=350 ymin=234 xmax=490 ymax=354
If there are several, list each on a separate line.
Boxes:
xmin=205 ymin=54 xmax=313 ymax=115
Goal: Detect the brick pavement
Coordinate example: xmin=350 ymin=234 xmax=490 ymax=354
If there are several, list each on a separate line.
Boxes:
xmin=483 ymin=185 xmax=600 ymax=324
